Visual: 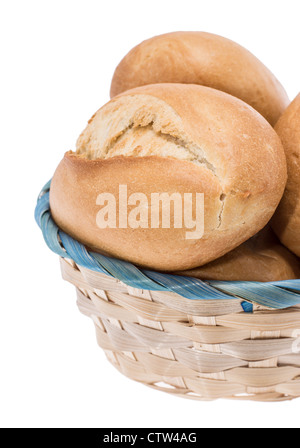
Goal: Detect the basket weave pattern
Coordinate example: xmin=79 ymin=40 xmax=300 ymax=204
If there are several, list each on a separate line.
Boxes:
xmin=62 ymin=258 xmax=300 ymax=401
xmin=35 ymin=181 xmax=300 ymax=401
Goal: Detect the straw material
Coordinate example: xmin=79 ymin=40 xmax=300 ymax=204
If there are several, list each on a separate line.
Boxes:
xmin=61 ymin=258 xmax=300 ymax=402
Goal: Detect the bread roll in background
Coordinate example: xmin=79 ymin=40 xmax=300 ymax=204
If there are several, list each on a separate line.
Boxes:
xmin=50 ymin=84 xmax=287 ymax=271
xmin=110 ymin=32 xmax=289 ymax=125
xmin=175 ymin=228 xmax=300 ymax=282
xmin=272 ymin=94 xmax=300 ymax=257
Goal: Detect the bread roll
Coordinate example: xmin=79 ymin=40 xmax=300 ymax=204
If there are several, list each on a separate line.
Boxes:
xmin=50 ymin=84 xmax=287 ymax=271
xmin=110 ymin=32 xmax=289 ymax=125
xmin=175 ymin=228 xmax=300 ymax=282
xmin=272 ymin=94 xmax=300 ymax=256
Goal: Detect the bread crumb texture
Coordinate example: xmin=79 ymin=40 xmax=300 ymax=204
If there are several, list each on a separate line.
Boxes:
xmin=50 ymin=84 xmax=287 ymax=270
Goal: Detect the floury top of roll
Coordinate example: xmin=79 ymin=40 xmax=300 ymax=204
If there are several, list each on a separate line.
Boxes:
xmin=110 ymin=31 xmax=289 ymax=125
xmin=50 ymin=83 xmax=287 ymax=271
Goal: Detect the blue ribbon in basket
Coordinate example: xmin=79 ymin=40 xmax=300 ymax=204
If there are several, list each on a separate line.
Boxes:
xmin=35 ymin=181 xmax=300 ymax=312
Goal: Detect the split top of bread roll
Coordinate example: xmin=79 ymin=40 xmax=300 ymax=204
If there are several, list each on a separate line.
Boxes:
xmin=110 ymin=31 xmax=289 ymax=125
xmin=50 ymin=84 xmax=287 ymax=271
xmin=175 ymin=228 xmax=300 ymax=282
xmin=272 ymin=94 xmax=300 ymax=257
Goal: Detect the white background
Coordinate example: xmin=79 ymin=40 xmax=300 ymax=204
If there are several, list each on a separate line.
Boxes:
xmin=1 ymin=0 xmax=300 ymax=429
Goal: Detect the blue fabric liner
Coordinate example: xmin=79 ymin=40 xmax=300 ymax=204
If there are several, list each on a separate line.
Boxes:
xmin=35 ymin=181 xmax=300 ymax=311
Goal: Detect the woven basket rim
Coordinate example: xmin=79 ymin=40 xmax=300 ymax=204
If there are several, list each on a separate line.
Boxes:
xmin=35 ymin=180 xmax=300 ymax=310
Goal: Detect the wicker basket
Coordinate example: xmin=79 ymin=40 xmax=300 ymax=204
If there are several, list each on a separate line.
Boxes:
xmin=36 ymin=181 xmax=300 ymax=402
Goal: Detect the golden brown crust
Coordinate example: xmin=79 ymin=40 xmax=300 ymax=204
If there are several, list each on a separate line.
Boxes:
xmin=50 ymin=84 xmax=287 ymax=271
xmin=51 ymin=153 xmax=224 ymax=270
xmin=110 ymin=32 xmax=289 ymax=125
xmin=175 ymin=228 xmax=300 ymax=282
xmin=272 ymin=94 xmax=300 ymax=256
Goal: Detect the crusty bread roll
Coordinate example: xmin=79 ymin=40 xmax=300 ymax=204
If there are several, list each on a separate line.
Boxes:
xmin=50 ymin=84 xmax=287 ymax=271
xmin=110 ymin=32 xmax=289 ymax=125
xmin=175 ymin=228 xmax=300 ymax=282
xmin=272 ymin=94 xmax=300 ymax=256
